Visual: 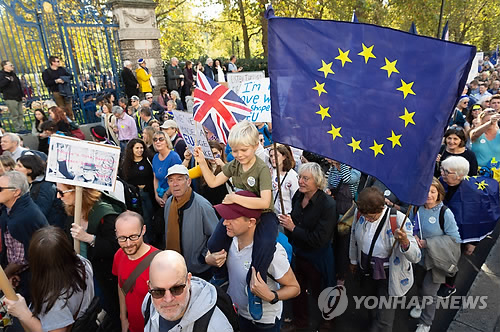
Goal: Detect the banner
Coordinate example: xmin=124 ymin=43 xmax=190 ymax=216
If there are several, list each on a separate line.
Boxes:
xmin=239 ymin=78 xmax=272 ymax=122
xmin=45 ymin=135 xmax=121 ymax=191
xmin=227 ymin=71 xmax=265 ymax=94
xmin=173 ymin=111 xmax=214 ymax=160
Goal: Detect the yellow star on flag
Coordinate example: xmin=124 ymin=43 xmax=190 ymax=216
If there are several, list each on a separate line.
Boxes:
xmin=313 ymin=80 xmax=327 ymax=96
xmin=476 ymin=180 xmax=489 ymax=191
xmin=386 ymin=130 xmax=402 ymax=148
xmin=369 ymin=140 xmax=384 ymax=157
xmin=316 ymin=105 xmax=331 ymax=120
xmin=464 ymin=175 xmax=470 ymax=181
xmin=380 ymin=58 xmax=399 ymax=77
xmin=327 ymin=124 xmax=342 ymax=141
xmin=399 ymin=108 xmax=416 ymax=127
xmin=347 ymin=137 xmax=362 ymax=153
xmin=491 ymin=157 xmax=498 ymax=164
xmin=318 ymin=60 xmax=334 ymax=78
xmin=335 ymin=48 xmax=352 ymax=67
xmin=397 ymin=79 xmax=416 ymax=99
xmin=358 ymin=44 xmax=376 ymax=64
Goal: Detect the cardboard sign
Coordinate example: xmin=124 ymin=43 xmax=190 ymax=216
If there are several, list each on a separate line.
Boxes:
xmin=172 ymin=111 xmax=214 ymax=160
xmin=227 ymin=71 xmax=265 ymax=94
xmin=45 ymin=135 xmax=121 ymax=191
xmin=238 ymin=77 xmax=272 ymax=122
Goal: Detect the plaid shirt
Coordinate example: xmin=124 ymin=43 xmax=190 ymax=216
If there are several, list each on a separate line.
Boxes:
xmin=4 ymin=229 xmax=27 ymax=265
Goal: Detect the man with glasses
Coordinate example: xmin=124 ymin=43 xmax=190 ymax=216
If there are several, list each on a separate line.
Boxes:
xmin=0 ymin=60 xmax=27 ymax=132
xmin=112 ymin=105 xmax=138 ymax=152
xmin=142 ymin=250 xmax=234 ymax=332
xmin=112 ymin=211 xmax=159 ymax=332
xmin=42 ymin=56 xmax=74 ymax=120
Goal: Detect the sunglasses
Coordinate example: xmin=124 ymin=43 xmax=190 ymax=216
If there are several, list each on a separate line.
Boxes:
xmin=440 ymin=167 xmax=457 ymax=176
xmin=56 ymin=188 xmax=75 ymax=197
xmin=0 ymin=186 xmax=15 ymax=192
xmin=153 ymin=137 xmax=165 ymax=142
xmin=148 ymin=282 xmax=187 ymax=299
xmin=116 ymin=229 xmax=143 ymax=242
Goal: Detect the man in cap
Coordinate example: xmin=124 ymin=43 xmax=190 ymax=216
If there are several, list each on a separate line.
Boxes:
xmin=207 ymin=190 xmax=300 ymax=331
xmin=160 ymin=120 xmax=187 ymax=160
xmin=163 ymin=164 xmax=218 ymax=280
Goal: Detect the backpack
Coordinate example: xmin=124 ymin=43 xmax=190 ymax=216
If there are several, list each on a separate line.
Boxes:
xmin=143 ymin=285 xmax=239 ymax=331
xmin=116 ymin=176 xmax=143 ymax=215
xmin=411 ymin=206 xmax=447 ymax=235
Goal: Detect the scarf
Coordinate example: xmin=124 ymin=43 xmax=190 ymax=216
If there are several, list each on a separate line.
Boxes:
xmin=166 ymin=187 xmax=193 ymax=253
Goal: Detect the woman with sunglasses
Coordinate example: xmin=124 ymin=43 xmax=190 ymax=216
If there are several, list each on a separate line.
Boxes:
xmin=434 ymin=127 xmax=478 ymax=178
xmin=470 ymin=108 xmax=500 ymax=177
xmin=464 ymin=104 xmax=482 ymax=137
xmin=56 ymin=182 xmax=126 ymax=332
xmin=449 ymin=95 xmax=468 ymax=128
xmin=152 ymin=131 xmax=182 ymax=208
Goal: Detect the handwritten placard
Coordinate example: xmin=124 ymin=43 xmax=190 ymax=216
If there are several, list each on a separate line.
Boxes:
xmin=227 ymin=71 xmax=265 ymax=94
xmin=238 ymin=77 xmax=271 ymax=123
xmin=173 ymin=111 xmax=214 ymax=160
xmin=45 ymin=135 xmax=120 ymax=191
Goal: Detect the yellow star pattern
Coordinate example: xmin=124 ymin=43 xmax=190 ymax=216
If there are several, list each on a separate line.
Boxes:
xmin=491 ymin=157 xmax=498 ymax=164
xmin=397 ymin=79 xmax=416 ymax=99
xmin=464 ymin=175 xmax=471 ymax=181
xmin=335 ymin=48 xmax=352 ymax=67
xmin=386 ymin=130 xmax=402 ymax=148
xmin=380 ymin=58 xmax=399 ymax=78
xmin=313 ymin=80 xmax=327 ymax=96
xmin=316 ymin=105 xmax=331 ymax=120
xmin=358 ymin=44 xmax=376 ymax=64
xmin=327 ymin=124 xmax=342 ymax=141
xmin=476 ymin=180 xmax=489 ymax=191
xmin=369 ymin=140 xmax=384 ymax=157
xmin=399 ymin=108 xmax=416 ymax=127
xmin=318 ymin=60 xmax=334 ymax=78
xmin=347 ymin=137 xmax=362 ymax=153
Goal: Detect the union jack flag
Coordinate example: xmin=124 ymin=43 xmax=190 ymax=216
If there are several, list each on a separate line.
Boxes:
xmin=193 ymin=71 xmax=252 ymax=144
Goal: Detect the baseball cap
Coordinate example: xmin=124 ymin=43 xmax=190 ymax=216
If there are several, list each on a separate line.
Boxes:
xmin=160 ymin=120 xmax=178 ymax=129
xmin=90 ymin=125 xmax=107 ymax=141
xmin=167 ymin=164 xmax=189 ymax=177
xmin=145 ymin=93 xmax=153 ymax=98
xmin=214 ymin=191 xmax=262 ymax=220
xmin=130 ymin=95 xmax=139 ymax=101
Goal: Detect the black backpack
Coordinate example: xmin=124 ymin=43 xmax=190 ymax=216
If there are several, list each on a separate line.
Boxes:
xmin=144 ymin=285 xmax=239 ymax=331
xmin=116 ymin=176 xmax=143 ymax=215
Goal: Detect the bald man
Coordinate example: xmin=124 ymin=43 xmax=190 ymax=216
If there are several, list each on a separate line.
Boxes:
xmin=142 ymin=250 xmax=233 ymax=331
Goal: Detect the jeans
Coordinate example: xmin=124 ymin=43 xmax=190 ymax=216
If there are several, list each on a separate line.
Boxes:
xmin=139 ymin=188 xmax=153 ymax=242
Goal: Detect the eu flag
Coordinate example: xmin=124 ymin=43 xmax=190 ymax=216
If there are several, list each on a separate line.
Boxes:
xmin=267 ymin=8 xmax=475 ymax=205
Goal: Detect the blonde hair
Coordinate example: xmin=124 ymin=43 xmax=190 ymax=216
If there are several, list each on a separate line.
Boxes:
xmin=228 ymin=120 xmax=259 ymax=148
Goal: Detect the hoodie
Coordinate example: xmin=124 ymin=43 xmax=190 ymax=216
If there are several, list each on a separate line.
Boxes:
xmin=142 ymin=277 xmax=233 ymax=332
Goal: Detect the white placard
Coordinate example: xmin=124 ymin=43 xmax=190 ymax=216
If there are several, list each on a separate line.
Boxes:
xmin=238 ymin=78 xmax=272 ymax=123
xmin=227 ymin=71 xmax=265 ymax=94
xmin=45 ymin=135 xmax=121 ymax=191
xmin=172 ymin=111 xmax=214 ymax=160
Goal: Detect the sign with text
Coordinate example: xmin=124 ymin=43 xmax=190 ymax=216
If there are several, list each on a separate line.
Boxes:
xmin=172 ymin=111 xmax=214 ymax=160
xmin=238 ymin=77 xmax=272 ymax=122
xmin=45 ymin=135 xmax=120 ymax=191
xmin=227 ymin=71 xmax=265 ymax=94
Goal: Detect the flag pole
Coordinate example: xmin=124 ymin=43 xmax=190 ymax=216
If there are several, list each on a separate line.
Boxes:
xmin=73 ymin=186 xmax=83 ymax=254
xmin=272 ymin=142 xmax=285 ymax=215
xmin=436 ymin=0 xmax=445 ymax=38
xmin=389 ymin=204 xmax=413 ymax=256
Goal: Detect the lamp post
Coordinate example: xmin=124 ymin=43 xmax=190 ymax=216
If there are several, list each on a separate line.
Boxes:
xmin=235 ymin=36 xmax=240 ymax=58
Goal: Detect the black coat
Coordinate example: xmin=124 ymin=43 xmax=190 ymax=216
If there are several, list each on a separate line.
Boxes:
xmin=0 ymin=70 xmax=23 ymax=101
xmin=121 ymin=67 xmax=139 ymax=98
xmin=204 ymin=65 xmax=214 ymax=80
xmin=167 ymin=65 xmax=183 ymax=91
xmin=42 ymin=67 xmax=71 ymax=93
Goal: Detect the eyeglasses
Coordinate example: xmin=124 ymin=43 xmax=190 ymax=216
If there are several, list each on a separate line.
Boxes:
xmin=116 ymin=229 xmax=143 ymax=242
xmin=153 ymin=137 xmax=165 ymax=142
xmin=147 ymin=97 xmax=153 ymax=99
xmin=440 ymin=167 xmax=457 ymax=176
xmin=0 ymin=186 xmax=16 ymax=192
xmin=56 ymin=188 xmax=75 ymax=197
xmin=148 ymin=281 xmax=187 ymax=299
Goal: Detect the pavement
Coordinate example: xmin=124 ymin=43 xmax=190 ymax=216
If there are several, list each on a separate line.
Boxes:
xmin=447 ymin=232 xmax=500 ymax=332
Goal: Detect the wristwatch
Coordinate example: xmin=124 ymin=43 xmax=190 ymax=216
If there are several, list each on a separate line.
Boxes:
xmin=269 ymin=290 xmax=279 ymax=305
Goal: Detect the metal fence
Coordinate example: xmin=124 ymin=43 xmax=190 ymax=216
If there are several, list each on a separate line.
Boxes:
xmin=0 ymin=0 xmax=122 ymax=129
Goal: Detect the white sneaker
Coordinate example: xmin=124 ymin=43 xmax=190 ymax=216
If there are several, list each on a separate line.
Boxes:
xmin=410 ymin=307 xmax=422 ymax=319
xmin=415 ymin=323 xmax=431 ymax=332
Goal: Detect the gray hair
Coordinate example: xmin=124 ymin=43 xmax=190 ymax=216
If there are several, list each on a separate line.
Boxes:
xmin=441 ymin=156 xmax=470 ymax=179
xmin=206 ymin=58 xmax=213 ymax=65
xmin=111 ymin=105 xmax=124 ymax=115
xmin=140 ymin=100 xmax=150 ymax=107
xmin=2 ymin=133 xmax=20 ymax=146
xmin=3 ymin=171 xmax=29 ymax=195
xmin=171 ymin=57 xmax=178 ymax=64
xmin=170 ymin=90 xmax=179 ymax=99
xmin=123 ymin=60 xmax=132 ymax=68
xmin=298 ymin=162 xmax=327 ymax=190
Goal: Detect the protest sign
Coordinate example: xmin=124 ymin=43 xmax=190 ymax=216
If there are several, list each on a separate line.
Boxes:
xmin=46 ymin=135 xmax=121 ymax=191
xmin=239 ymin=77 xmax=272 ymax=122
xmin=173 ymin=111 xmax=214 ymax=160
xmin=227 ymin=71 xmax=265 ymax=94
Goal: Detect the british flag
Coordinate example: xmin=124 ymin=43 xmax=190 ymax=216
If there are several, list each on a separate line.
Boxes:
xmin=193 ymin=71 xmax=252 ymax=144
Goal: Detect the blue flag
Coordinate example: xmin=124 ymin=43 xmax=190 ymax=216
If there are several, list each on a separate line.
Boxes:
xmin=267 ymin=8 xmax=475 ymax=205
xmin=441 ymin=20 xmax=449 ymax=40
xmin=491 ymin=45 xmax=499 ymax=66
xmin=351 ymin=10 xmax=358 ymax=23
xmin=409 ymin=22 xmax=418 ymax=35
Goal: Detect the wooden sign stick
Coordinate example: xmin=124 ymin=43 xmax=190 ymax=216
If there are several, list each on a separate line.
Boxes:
xmin=0 ymin=266 xmax=17 ymax=301
xmin=73 ymin=186 xmax=83 ymax=254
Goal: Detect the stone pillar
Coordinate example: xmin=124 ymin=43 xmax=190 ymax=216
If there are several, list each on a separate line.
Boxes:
xmin=108 ymin=0 xmax=165 ymax=96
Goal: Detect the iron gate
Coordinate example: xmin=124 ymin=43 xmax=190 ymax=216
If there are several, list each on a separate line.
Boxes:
xmin=0 ymin=0 xmax=122 ymax=126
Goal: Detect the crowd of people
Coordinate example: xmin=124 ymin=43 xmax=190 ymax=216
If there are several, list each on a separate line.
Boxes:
xmin=0 ymin=52 xmax=497 ymax=332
